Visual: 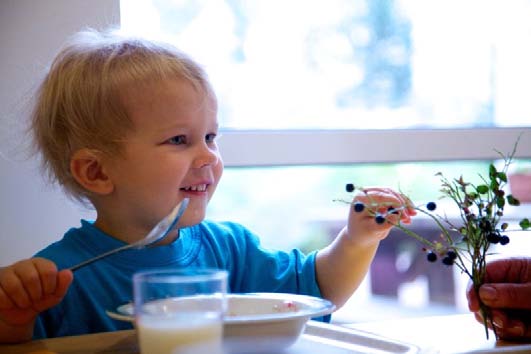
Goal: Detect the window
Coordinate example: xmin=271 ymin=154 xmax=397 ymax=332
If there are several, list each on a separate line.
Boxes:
xmin=120 ymin=0 xmax=531 ymax=164
xmin=121 ymin=0 xmax=531 ymax=130
xmin=120 ymin=0 xmax=531 ymax=320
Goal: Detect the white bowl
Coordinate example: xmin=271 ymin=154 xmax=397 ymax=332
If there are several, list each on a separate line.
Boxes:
xmin=107 ymin=292 xmax=335 ymax=353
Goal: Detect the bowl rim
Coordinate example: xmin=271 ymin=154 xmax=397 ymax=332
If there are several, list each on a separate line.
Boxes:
xmin=106 ymin=292 xmax=335 ymax=324
xmin=224 ymin=293 xmax=335 ymax=324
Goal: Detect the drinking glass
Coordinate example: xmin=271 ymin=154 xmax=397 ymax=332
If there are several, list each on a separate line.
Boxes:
xmin=133 ymin=268 xmax=228 ymax=354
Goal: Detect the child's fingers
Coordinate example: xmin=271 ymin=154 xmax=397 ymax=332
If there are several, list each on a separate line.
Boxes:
xmin=0 ymin=286 xmax=15 ymax=310
xmin=0 ymin=258 xmax=67 ymax=311
xmin=356 ymin=187 xmax=400 ymax=208
xmin=0 ymin=268 xmax=31 ymax=308
xmin=55 ymin=270 xmax=73 ymax=299
xmin=33 ymin=258 xmax=59 ymax=296
xmin=28 ymin=270 xmax=73 ymax=314
xmin=358 ymin=187 xmax=412 ymax=210
xmin=355 ymin=187 xmax=415 ymax=224
xmin=399 ymin=193 xmax=417 ymax=216
xmin=14 ymin=261 xmax=47 ymax=303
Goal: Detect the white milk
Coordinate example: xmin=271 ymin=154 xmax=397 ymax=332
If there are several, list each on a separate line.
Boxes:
xmin=137 ymin=314 xmax=223 ymax=354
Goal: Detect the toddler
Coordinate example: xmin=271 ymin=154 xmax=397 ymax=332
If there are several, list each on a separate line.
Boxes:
xmin=0 ymin=29 xmax=415 ymax=343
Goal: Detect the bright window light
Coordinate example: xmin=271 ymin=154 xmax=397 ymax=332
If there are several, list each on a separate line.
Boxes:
xmin=121 ymin=0 xmax=531 ymax=130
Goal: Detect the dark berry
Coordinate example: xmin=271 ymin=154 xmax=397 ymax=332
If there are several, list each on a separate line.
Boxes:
xmin=353 ymin=202 xmax=365 ymax=212
xmin=499 ymin=235 xmax=510 ymax=245
xmin=375 ymin=214 xmax=386 ymax=224
xmin=447 ymin=250 xmax=457 ymax=260
xmin=426 ymin=202 xmax=437 ymax=211
xmin=346 ymin=183 xmax=355 ymax=193
xmin=480 ymin=218 xmax=492 ymax=231
xmin=442 ymin=256 xmax=454 ymax=266
xmin=486 ymin=233 xmax=500 ymax=244
xmin=427 ymin=252 xmax=437 ymax=262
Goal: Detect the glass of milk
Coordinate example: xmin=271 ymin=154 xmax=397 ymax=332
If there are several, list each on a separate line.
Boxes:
xmin=133 ymin=268 xmax=228 ymax=354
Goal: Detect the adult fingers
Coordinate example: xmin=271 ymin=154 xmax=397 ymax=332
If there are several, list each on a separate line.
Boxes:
xmin=484 ymin=258 xmax=530 ymax=283
xmin=473 ymin=311 xmax=490 ymax=328
xmin=490 ymin=309 xmax=531 ymax=340
xmin=496 ymin=321 xmax=531 ymax=340
xmin=479 ymin=283 xmax=531 ymax=310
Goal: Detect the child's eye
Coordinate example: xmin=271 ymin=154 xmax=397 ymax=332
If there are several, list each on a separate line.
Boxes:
xmin=167 ymin=135 xmax=187 ymax=145
xmin=205 ymin=133 xmax=217 ymax=144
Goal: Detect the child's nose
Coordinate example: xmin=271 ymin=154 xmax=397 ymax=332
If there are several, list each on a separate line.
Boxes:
xmin=193 ymin=144 xmax=219 ymax=168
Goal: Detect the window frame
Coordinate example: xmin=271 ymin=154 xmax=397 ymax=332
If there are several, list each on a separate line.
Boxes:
xmin=218 ymin=127 xmax=531 ymax=167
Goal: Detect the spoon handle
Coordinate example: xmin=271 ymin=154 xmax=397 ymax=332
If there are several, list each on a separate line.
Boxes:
xmin=69 ymin=243 xmax=134 ymax=271
xmin=68 ymin=199 xmax=188 ymax=272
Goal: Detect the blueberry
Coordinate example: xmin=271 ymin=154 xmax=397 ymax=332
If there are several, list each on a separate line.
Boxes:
xmin=346 ymin=183 xmax=355 ymax=193
xmin=486 ymin=233 xmax=500 ymax=244
xmin=427 ymin=252 xmax=437 ymax=262
xmin=480 ymin=218 xmax=492 ymax=231
xmin=499 ymin=235 xmax=510 ymax=245
xmin=426 ymin=202 xmax=437 ymax=211
xmin=375 ymin=214 xmax=386 ymax=224
xmin=442 ymin=256 xmax=454 ymax=266
xmin=447 ymin=250 xmax=457 ymax=260
xmin=353 ymin=202 xmax=365 ymax=213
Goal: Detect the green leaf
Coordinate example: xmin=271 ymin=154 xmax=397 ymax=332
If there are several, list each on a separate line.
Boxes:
xmin=496 ymin=197 xmax=506 ymax=209
xmin=507 ymin=194 xmax=521 ymax=206
xmin=489 ymin=164 xmax=497 ymax=178
xmin=497 ymin=172 xmax=507 ymax=182
xmin=476 ymin=185 xmax=489 ymax=194
xmin=520 ymin=218 xmax=530 ymax=230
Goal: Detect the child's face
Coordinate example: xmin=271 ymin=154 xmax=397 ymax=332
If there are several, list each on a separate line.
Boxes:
xmin=98 ymin=78 xmax=222 ymax=240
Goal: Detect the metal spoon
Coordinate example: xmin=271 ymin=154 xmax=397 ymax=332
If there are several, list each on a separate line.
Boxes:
xmin=69 ymin=198 xmax=189 ymax=271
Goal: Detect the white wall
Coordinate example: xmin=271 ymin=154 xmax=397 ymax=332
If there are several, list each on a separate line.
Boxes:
xmin=0 ymin=0 xmax=120 ymax=266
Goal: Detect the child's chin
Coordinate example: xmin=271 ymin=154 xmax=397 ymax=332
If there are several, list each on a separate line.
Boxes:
xmin=182 ymin=212 xmax=207 ymax=226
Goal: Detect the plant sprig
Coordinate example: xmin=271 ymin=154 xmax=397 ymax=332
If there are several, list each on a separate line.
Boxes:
xmin=337 ymin=138 xmax=530 ymax=339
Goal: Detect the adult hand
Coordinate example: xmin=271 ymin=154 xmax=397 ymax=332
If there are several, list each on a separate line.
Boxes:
xmin=466 ymin=257 xmax=531 ymax=340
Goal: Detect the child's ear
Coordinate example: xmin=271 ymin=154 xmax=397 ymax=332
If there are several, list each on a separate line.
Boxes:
xmin=70 ymin=149 xmax=114 ymax=195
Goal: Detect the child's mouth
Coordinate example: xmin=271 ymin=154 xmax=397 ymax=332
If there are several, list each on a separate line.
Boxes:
xmin=180 ymin=184 xmax=208 ymax=192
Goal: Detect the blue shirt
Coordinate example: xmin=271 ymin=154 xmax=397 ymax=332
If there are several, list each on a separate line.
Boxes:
xmin=33 ymin=220 xmax=324 ymax=338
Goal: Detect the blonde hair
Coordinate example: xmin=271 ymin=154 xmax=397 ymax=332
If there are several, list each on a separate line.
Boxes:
xmin=31 ymin=29 xmax=212 ymax=203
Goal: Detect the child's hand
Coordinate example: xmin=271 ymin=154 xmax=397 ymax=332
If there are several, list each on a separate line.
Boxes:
xmin=346 ymin=187 xmax=416 ymax=246
xmin=0 ymin=258 xmax=73 ymax=327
